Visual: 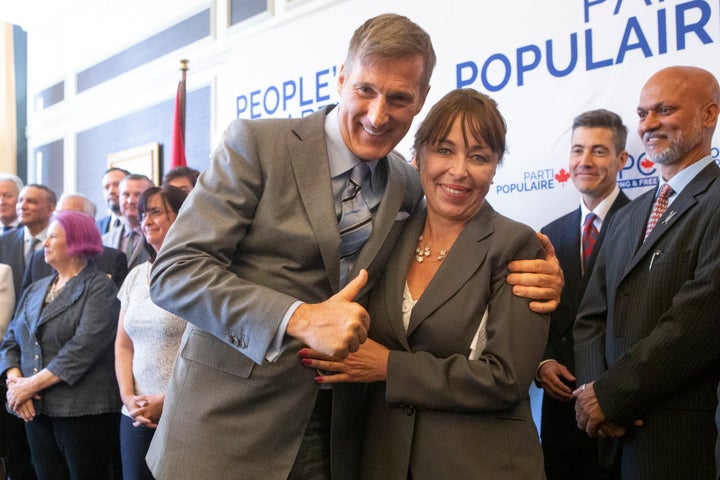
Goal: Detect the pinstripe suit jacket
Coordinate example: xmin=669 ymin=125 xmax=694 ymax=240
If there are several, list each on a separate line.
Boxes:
xmin=575 ymin=161 xmax=720 ymax=479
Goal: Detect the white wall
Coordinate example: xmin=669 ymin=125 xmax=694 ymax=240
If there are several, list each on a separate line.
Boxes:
xmin=5 ymin=0 xmax=720 ymax=229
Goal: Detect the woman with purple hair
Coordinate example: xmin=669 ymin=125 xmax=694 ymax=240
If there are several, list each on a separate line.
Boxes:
xmin=0 ymin=210 xmax=121 ymax=479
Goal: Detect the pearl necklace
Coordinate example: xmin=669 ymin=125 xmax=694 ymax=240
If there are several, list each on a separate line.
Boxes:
xmin=415 ymin=235 xmax=448 ymax=263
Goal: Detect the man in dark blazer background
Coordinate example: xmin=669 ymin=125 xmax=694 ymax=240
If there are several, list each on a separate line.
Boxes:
xmin=538 ymin=109 xmax=630 ymax=479
xmin=96 ymin=167 xmax=128 ymax=234
xmin=0 ymin=184 xmax=55 ymax=301
xmin=22 ymin=193 xmax=128 ymax=290
xmin=574 ymin=66 xmax=720 ymax=479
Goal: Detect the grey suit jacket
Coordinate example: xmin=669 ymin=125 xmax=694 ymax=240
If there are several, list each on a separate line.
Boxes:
xmin=146 ymin=107 xmax=423 ymax=480
xmin=360 ymin=203 xmax=549 ymax=480
xmin=0 ymin=263 xmax=121 ymax=417
xmin=575 ymin=161 xmax=720 ymax=479
xmin=101 ymin=225 xmax=149 ymax=272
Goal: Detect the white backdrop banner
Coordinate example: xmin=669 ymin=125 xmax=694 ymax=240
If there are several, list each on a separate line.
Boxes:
xmin=217 ymin=0 xmax=720 ymax=230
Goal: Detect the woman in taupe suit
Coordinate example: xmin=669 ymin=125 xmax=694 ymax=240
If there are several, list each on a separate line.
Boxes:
xmin=304 ymin=89 xmax=550 ymax=479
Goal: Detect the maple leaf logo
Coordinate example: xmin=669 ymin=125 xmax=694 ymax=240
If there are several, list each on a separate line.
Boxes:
xmin=555 ymin=168 xmax=570 ymax=184
xmin=641 ymin=158 xmax=655 ymax=170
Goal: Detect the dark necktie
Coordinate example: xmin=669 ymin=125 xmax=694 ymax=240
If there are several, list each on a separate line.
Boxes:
xmin=581 ymin=212 xmax=598 ymax=273
xmin=644 ymin=184 xmax=674 ymax=241
xmin=338 ymin=163 xmax=373 ymax=284
xmin=25 ymin=237 xmax=40 ymax=266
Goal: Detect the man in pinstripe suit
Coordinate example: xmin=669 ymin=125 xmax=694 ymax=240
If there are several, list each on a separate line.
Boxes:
xmin=574 ymin=66 xmax=720 ymax=479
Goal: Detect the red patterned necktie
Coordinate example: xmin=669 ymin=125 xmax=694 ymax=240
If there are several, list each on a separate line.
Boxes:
xmin=581 ymin=212 xmax=598 ymax=273
xmin=644 ymin=184 xmax=674 ymax=241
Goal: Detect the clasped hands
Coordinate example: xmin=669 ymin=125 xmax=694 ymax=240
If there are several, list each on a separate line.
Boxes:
xmin=573 ymin=381 xmax=643 ymax=438
xmin=122 ymin=393 xmax=165 ymax=428
xmin=5 ymin=376 xmax=41 ymax=422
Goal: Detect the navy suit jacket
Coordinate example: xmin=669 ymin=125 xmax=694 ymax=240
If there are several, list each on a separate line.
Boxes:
xmin=575 ymin=161 xmax=720 ymax=479
xmin=96 ymin=215 xmax=112 ymax=234
xmin=0 ymin=229 xmax=28 ymax=301
xmin=21 ymin=246 xmax=128 ymax=291
xmin=541 ymin=191 xmax=630 ymax=374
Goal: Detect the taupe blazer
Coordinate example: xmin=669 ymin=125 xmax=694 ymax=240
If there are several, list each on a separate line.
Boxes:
xmin=146 ymin=107 xmax=422 ymax=480
xmin=360 ymin=203 xmax=549 ymax=480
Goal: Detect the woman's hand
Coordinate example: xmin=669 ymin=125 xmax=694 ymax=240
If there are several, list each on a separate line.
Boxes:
xmin=6 ymin=376 xmax=41 ymax=412
xmin=299 ymin=338 xmax=390 ymax=384
xmin=127 ymin=393 xmax=165 ymax=429
xmin=12 ymin=399 xmax=37 ymax=422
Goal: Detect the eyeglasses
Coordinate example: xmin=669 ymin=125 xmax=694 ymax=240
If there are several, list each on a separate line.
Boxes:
xmin=139 ymin=208 xmax=167 ymax=221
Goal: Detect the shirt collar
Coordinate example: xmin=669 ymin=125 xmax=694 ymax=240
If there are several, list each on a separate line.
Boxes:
xmin=659 ymin=155 xmax=714 ymax=203
xmin=579 ymin=185 xmax=621 ymax=229
xmin=325 ymin=105 xmax=380 ymax=182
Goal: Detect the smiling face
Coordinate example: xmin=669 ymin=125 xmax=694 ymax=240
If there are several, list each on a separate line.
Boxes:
xmin=636 ymin=67 xmax=720 ymax=178
xmin=336 ymin=55 xmax=429 ymax=161
xmin=418 ymin=117 xmax=499 ymax=225
xmin=17 ymin=186 xmax=55 ymax=234
xmin=569 ymin=127 xmax=628 ymax=209
xmin=141 ymin=193 xmax=177 ymax=253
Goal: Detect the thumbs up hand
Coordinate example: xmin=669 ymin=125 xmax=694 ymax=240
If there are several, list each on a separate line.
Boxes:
xmin=287 ymin=270 xmax=370 ymax=359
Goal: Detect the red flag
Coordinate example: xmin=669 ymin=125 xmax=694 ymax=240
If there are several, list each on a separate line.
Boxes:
xmin=170 ymin=62 xmax=188 ymax=168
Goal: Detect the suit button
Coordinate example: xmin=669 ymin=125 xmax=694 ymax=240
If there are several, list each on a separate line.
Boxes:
xmin=32 ymin=368 xmax=38 ymax=374
xmin=404 ymin=406 xmax=415 ymax=416
xmin=560 ymin=336 xmax=567 ymax=344
xmin=34 ymin=355 xmax=39 ymax=360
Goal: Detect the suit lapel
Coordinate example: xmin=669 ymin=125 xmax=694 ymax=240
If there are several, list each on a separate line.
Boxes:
xmin=383 ymin=208 xmax=425 ymax=349
xmin=36 ymin=266 xmax=91 ymax=328
xmin=627 ymin=163 xmax=718 ymax=275
xmin=288 ymin=108 xmax=341 ymax=293
xmin=407 ymin=202 xmax=494 ymax=337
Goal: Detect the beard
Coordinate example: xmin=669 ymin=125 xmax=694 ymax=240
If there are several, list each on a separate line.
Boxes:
xmin=643 ymin=117 xmax=704 ymax=165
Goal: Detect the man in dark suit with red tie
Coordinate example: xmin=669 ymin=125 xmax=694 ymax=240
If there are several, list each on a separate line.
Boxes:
xmin=538 ymin=109 xmax=630 ymax=479
xmin=574 ymin=66 xmax=720 ymax=479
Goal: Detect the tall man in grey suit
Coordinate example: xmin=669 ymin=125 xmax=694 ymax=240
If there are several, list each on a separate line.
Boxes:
xmin=147 ymin=14 xmax=563 ymax=480
xmin=538 ymin=109 xmax=630 ymax=479
xmin=574 ymin=66 xmax=720 ymax=479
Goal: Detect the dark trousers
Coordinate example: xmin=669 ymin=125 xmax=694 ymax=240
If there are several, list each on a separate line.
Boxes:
xmin=287 ymin=389 xmax=332 ymax=480
xmin=0 ymin=390 xmax=36 ymax=480
xmin=119 ymin=414 xmax=155 ymax=480
xmin=25 ymin=413 xmax=117 ymax=480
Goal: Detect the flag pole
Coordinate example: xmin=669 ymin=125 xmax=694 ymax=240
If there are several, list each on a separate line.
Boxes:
xmin=171 ymin=59 xmax=189 ymax=168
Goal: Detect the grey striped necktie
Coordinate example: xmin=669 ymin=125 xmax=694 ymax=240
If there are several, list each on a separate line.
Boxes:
xmin=25 ymin=237 xmax=40 ymax=266
xmin=338 ymin=163 xmax=373 ymax=261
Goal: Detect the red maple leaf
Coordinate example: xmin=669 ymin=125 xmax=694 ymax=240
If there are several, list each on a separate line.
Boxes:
xmin=555 ymin=168 xmax=570 ymax=184
xmin=641 ymin=158 xmax=655 ymax=170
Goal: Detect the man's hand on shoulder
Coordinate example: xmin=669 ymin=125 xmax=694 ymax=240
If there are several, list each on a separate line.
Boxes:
xmin=507 ymin=232 xmax=564 ymax=313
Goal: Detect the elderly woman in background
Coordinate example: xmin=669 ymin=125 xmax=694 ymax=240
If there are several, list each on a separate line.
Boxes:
xmin=0 ymin=210 xmax=121 ymax=480
xmin=115 ymin=184 xmax=187 ymax=480
xmin=303 ymin=88 xmax=550 ymax=479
